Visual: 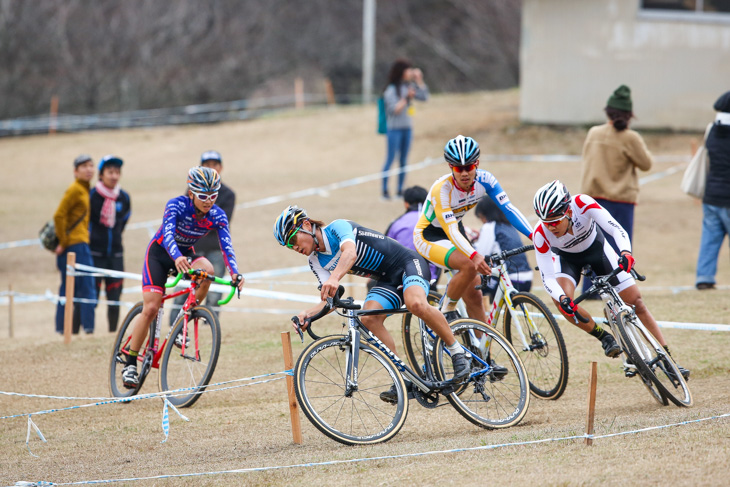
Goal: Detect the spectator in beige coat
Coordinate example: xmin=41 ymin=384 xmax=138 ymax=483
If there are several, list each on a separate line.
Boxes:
xmin=580 ymin=85 xmax=653 ymax=294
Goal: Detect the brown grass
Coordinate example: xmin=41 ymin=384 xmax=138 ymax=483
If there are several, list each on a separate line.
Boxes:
xmin=1 ymin=90 xmax=729 ymax=486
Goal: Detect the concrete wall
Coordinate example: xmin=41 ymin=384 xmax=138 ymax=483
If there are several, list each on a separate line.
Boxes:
xmin=520 ymin=0 xmax=730 ymax=130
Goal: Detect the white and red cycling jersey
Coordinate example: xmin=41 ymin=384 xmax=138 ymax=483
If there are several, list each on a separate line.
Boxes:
xmin=532 ymin=194 xmax=634 ymax=302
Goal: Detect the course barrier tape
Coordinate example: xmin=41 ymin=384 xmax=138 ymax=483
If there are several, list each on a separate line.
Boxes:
xmin=0 ymin=155 xmax=689 ymax=250
xmin=2 ymin=371 xmax=292 ymax=455
xmin=0 ymin=261 xmax=726 ymax=329
xmin=160 ymin=398 xmax=188 ymax=444
xmin=10 ymin=411 xmax=728 ymax=486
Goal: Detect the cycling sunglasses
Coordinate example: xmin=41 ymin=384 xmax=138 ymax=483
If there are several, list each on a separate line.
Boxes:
xmin=286 ymin=226 xmax=303 ymax=248
xmin=450 ymin=163 xmax=477 ymax=173
xmin=191 ymin=191 xmax=219 ymax=202
xmin=542 ymin=214 xmax=568 ymax=228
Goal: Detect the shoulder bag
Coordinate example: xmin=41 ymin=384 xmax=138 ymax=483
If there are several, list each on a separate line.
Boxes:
xmin=680 ymin=122 xmax=713 ymax=199
xmin=39 ymin=211 xmax=87 ymax=251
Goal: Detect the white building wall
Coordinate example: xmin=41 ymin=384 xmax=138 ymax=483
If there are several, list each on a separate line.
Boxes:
xmin=520 ymin=0 xmax=730 ymax=130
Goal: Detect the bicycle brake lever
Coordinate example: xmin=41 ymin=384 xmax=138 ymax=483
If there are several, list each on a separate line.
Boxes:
xmin=291 ymin=316 xmax=304 ymax=343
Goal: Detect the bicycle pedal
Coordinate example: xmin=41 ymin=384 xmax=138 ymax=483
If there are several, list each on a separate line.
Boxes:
xmin=623 ymin=363 xmax=637 ymax=378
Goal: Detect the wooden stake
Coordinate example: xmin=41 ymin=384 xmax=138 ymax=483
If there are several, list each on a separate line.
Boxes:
xmin=49 ymin=94 xmax=59 ymax=135
xmin=295 ymin=77 xmax=304 ymax=109
xmin=8 ymin=283 xmax=14 ymax=338
xmin=324 ymin=78 xmax=335 ymax=105
xmin=63 ymin=252 xmax=76 ymax=344
xmin=585 ymin=361 xmax=597 ymax=446
xmin=281 ymin=331 xmax=302 ymax=444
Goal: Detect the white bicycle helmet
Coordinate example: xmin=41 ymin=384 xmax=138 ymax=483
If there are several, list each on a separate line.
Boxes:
xmin=533 ymin=180 xmax=571 ymax=220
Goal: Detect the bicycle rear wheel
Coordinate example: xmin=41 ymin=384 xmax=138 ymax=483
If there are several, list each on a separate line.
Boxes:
xmin=503 ymin=292 xmax=569 ymax=400
xmin=616 ymin=312 xmax=692 ymax=407
xmin=434 ymin=319 xmax=530 ymax=429
xmin=295 ymin=335 xmax=408 ymax=445
xmin=109 ymin=302 xmax=150 ymax=399
xmin=158 ymin=305 xmax=221 ymax=408
xmin=401 ymin=290 xmax=441 ymax=377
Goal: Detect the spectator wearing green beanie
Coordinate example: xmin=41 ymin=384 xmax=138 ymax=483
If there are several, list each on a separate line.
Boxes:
xmin=578 ymin=84 xmax=654 ymax=295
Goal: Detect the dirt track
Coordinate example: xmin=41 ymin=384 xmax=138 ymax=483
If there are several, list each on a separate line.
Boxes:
xmin=1 ymin=90 xmax=729 ymax=486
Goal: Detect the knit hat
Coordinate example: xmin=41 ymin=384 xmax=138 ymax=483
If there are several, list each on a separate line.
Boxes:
xmin=713 ymin=91 xmax=730 ymax=113
xmin=73 ymin=154 xmax=92 ymax=168
xmin=606 ymin=85 xmax=632 ymax=112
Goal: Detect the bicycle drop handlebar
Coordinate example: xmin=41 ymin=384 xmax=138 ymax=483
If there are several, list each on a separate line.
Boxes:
xmin=475 ymin=244 xmax=535 ymax=291
xmin=489 ymin=244 xmax=535 ymax=265
xmin=290 ymin=285 xmax=357 ymax=342
xmin=166 ymin=269 xmax=243 ymax=305
xmin=570 ymin=265 xmax=645 ymax=323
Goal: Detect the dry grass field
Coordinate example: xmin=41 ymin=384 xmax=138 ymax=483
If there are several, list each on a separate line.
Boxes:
xmin=1 ymin=90 xmax=729 ymax=486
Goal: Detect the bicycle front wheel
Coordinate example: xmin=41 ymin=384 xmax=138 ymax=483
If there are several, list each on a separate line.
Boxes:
xmin=503 ymin=292 xmax=569 ymax=400
xmin=295 ymin=335 xmax=409 ymax=445
xmin=434 ymin=319 xmax=530 ymax=429
xmin=158 ymin=305 xmax=221 ymax=408
xmin=109 ymin=302 xmax=149 ymax=399
xmin=401 ymin=290 xmax=441 ymax=377
xmin=616 ymin=312 xmax=692 ymax=407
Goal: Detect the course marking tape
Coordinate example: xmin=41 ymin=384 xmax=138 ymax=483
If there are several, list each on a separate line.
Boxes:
xmin=0 ymin=156 xmax=689 ymax=249
xmin=11 ymin=411 xmax=728 ymax=486
xmin=2 ymin=263 xmax=725 ymax=329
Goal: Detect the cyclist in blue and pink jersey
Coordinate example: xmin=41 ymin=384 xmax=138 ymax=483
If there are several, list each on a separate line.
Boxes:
xmin=274 ymin=205 xmax=472 ymax=403
xmin=121 ymin=167 xmax=245 ymax=388
xmin=532 ymin=180 xmax=688 ymax=378
xmin=414 ymin=135 xmax=532 ymax=323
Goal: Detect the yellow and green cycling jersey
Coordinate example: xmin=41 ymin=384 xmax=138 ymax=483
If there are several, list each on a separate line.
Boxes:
xmin=414 ymin=170 xmax=531 ymax=269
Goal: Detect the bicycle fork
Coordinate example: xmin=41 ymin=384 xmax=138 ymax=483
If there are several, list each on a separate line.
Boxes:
xmin=344 ymin=318 xmax=361 ymax=397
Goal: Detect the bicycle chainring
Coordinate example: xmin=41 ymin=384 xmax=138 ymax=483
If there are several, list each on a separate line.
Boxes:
xmin=412 ymin=387 xmax=440 ymax=409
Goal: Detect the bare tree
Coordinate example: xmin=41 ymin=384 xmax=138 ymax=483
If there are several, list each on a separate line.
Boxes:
xmin=0 ymin=0 xmax=521 ymax=119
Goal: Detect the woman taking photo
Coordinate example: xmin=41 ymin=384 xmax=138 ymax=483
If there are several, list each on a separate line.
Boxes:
xmin=381 ymin=58 xmax=429 ymax=200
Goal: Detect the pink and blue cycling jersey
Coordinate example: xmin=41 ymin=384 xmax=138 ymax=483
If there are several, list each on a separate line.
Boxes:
xmin=151 ymin=195 xmax=239 ymax=276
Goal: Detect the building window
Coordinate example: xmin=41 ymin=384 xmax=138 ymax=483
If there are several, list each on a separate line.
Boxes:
xmin=641 ymin=0 xmax=730 ymax=13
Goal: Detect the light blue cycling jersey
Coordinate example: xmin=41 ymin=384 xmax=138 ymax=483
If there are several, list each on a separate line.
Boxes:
xmin=308 ymin=219 xmax=431 ymax=309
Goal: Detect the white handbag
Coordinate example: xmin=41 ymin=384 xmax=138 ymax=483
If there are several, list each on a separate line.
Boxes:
xmin=680 ymin=123 xmax=713 ymax=199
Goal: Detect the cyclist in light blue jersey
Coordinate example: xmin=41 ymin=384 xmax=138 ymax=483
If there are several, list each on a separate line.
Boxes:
xmin=274 ymin=205 xmax=471 ymax=402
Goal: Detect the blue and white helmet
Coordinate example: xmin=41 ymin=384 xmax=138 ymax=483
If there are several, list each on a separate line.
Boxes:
xmin=444 ymin=135 xmax=480 ymax=166
xmin=187 ymin=166 xmax=221 ymax=193
xmin=274 ymin=205 xmax=308 ymax=246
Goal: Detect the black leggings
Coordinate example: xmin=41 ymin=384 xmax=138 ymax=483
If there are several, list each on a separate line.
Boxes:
xmin=92 ymin=254 xmax=125 ymax=332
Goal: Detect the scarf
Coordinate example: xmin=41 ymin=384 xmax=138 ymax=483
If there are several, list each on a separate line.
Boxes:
xmin=95 ymin=181 xmax=120 ymax=228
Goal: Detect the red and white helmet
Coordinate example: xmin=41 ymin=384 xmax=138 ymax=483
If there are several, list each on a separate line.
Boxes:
xmin=533 ymin=180 xmax=571 ymax=220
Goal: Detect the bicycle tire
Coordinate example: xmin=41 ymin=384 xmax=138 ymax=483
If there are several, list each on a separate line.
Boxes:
xmin=503 ymin=292 xmax=569 ymax=400
xmin=616 ymin=312 xmax=692 ymax=407
xmin=294 ymin=335 xmax=408 ymax=445
xmin=158 ymin=305 xmax=221 ymax=408
xmin=401 ymin=290 xmax=441 ymax=377
xmin=109 ymin=301 xmax=152 ymax=399
xmin=608 ymin=314 xmax=667 ymax=406
xmin=433 ymin=319 xmax=530 ymax=429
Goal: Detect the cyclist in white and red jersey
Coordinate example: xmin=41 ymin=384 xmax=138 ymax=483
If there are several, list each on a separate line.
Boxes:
xmin=414 ymin=135 xmax=532 ymax=323
xmin=121 ymin=167 xmax=245 ymax=388
xmin=532 ymin=180 xmax=689 ymax=377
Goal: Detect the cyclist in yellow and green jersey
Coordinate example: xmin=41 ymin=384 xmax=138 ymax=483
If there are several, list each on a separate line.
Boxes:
xmin=414 ymin=135 xmax=532 ymax=323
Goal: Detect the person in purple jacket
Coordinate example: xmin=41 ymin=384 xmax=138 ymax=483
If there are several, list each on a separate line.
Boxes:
xmin=120 ymin=167 xmax=245 ymax=388
xmin=384 ymin=186 xmax=440 ymax=290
